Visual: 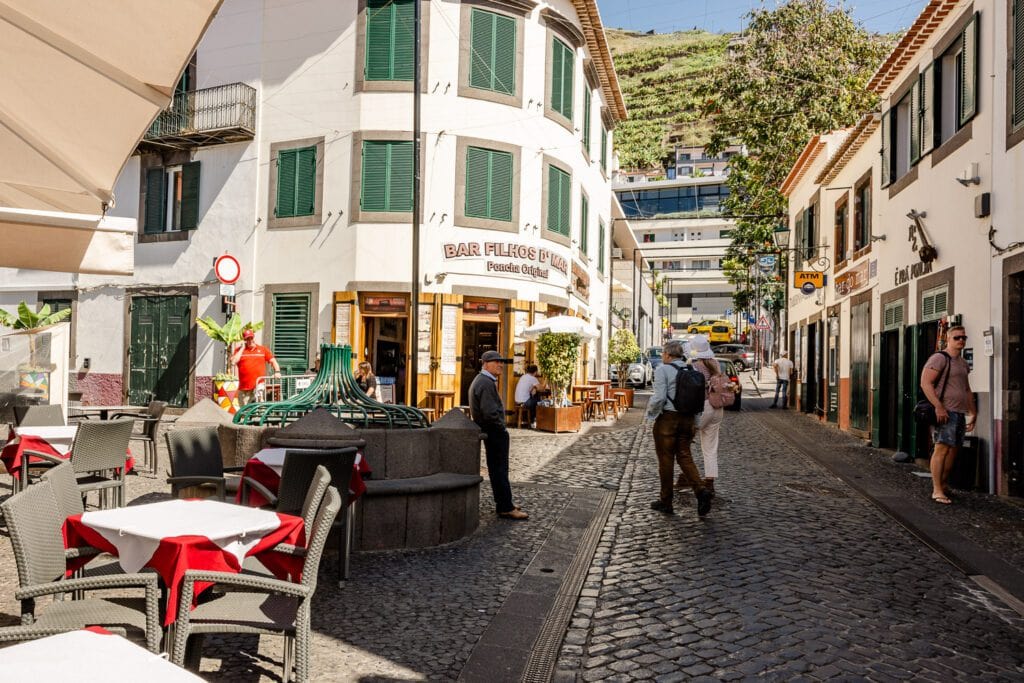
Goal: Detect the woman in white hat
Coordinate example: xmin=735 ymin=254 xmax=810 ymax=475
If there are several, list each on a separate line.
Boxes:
xmin=684 ymin=334 xmax=732 ymax=497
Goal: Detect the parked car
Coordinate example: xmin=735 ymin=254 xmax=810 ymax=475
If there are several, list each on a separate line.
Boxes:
xmin=714 ymin=344 xmax=756 ymax=371
xmin=715 ymin=358 xmax=742 ymax=411
xmin=646 ymin=346 xmax=663 ymax=370
xmin=609 ymin=354 xmax=653 ymax=387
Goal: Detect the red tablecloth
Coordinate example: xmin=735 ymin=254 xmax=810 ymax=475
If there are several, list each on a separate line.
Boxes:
xmin=63 ymin=504 xmax=304 ymax=625
xmin=235 ymin=449 xmax=370 ymax=507
xmin=1 ymin=435 xmax=134 ymax=481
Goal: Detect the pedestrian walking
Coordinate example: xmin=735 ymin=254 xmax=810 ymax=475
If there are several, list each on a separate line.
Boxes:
xmin=645 ymin=339 xmax=712 ymax=517
xmin=919 ymin=326 xmax=976 ymax=505
xmin=686 ymin=335 xmax=734 ymax=498
xmin=770 ymin=351 xmax=794 ymax=408
xmin=469 ymin=350 xmax=528 ymax=520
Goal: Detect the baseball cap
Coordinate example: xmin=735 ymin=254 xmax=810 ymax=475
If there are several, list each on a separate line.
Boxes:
xmin=242 ymin=329 xmax=255 ymax=339
xmin=480 ymin=350 xmax=511 ymax=363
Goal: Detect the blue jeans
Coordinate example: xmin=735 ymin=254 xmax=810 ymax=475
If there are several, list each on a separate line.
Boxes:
xmin=773 ymin=379 xmax=789 ymax=406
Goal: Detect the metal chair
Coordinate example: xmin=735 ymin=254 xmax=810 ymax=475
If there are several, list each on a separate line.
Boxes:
xmin=25 ymin=419 xmax=134 ymax=508
xmin=165 ymin=426 xmax=243 ymax=500
xmin=171 ymin=487 xmax=342 ymax=682
xmin=113 ymin=400 xmax=167 ymax=474
xmin=0 ymin=481 xmax=161 ymax=652
xmin=13 ymin=404 xmax=65 ymax=427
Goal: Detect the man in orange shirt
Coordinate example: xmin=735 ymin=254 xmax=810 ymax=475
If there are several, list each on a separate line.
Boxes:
xmin=231 ymin=329 xmax=281 ymax=405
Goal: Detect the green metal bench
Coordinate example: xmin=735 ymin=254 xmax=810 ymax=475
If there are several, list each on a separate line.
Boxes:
xmin=233 ymin=344 xmax=428 ymax=428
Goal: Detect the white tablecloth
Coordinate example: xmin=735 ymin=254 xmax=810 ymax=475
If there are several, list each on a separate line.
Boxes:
xmin=1 ymin=630 xmax=204 ymax=681
xmin=80 ymin=499 xmax=284 ymax=573
xmin=252 ymin=447 xmax=365 ymax=475
xmin=14 ymin=425 xmax=78 ymax=454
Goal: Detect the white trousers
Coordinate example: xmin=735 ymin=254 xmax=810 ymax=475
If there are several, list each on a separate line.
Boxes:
xmin=697 ymin=400 xmax=724 ymax=479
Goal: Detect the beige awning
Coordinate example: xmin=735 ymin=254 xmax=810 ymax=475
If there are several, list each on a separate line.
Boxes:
xmin=0 ymin=208 xmax=134 ymax=275
xmin=0 ymin=0 xmax=223 ymax=274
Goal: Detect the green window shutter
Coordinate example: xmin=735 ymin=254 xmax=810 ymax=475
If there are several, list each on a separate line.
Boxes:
xmin=558 ymin=40 xmax=574 ymax=120
xmin=600 ymin=127 xmax=608 ymax=172
xmin=547 ymin=165 xmax=571 ymax=236
xmin=469 ymin=9 xmax=516 ymax=95
xmin=959 ymin=13 xmax=978 ymax=126
xmin=582 ymin=88 xmax=591 ymax=155
xmin=920 ymin=65 xmax=935 ymax=155
xmin=276 ymin=149 xmax=297 ymax=218
xmin=272 ymin=293 xmax=310 ymax=373
xmin=550 ymin=38 xmax=564 ymax=115
xmin=559 ymin=169 xmax=571 ymax=236
xmin=465 ymin=146 xmax=512 ymax=221
xmin=362 ymin=141 xmax=413 ymax=213
xmin=488 ymin=149 xmax=513 ymax=221
xmin=880 ymin=110 xmax=891 ymax=188
xmin=387 ymin=140 xmax=414 ymax=212
xmin=910 ymin=80 xmax=921 ymax=164
xmin=1015 ymin=0 xmax=1024 ymax=127
xmin=365 ymin=0 xmax=413 ymax=81
xmin=144 ymin=167 xmax=166 ymax=233
xmin=180 ymin=161 xmax=201 ymax=230
xmin=295 ymin=146 xmax=317 ymax=216
xmin=598 ymin=219 xmax=606 ymax=272
xmin=580 ymin=194 xmax=589 ymax=254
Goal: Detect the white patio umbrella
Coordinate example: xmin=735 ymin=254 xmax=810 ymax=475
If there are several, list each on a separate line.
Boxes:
xmin=0 ymin=0 xmax=223 ymax=275
xmin=521 ymin=315 xmax=600 ymax=341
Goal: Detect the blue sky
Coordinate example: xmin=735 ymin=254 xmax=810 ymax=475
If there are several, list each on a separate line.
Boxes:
xmin=595 ymin=0 xmax=930 ymax=35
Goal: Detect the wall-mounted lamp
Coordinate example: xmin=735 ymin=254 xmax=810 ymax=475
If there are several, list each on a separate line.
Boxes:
xmin=956 ymin=175 xmax=981 ymax=186
xmin=870 ymin=234 xmax=887 ymax=242
xmin=956 ymin=162 xmax=981 ymax=186
xmin=906 ymin=209 xmax=926 ymax=220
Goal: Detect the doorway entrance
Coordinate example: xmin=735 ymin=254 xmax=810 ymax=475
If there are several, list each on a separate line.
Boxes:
xmin=459 ymin=321 xmax=499 ymax=406
xmin=879 ymin=328 xmax=901 ymax=449
xmin=1007 ymin=272 xmax=1024 ymax=496
xmin=849 ymin=300 xmax=871 ymax=431
xmin=128 ymin=294 xmax=191 ymax=407
xmin=363 ymin=316 xmax=407 ymax=404
xmin=802 ymin=321 xmax=819 ymax=414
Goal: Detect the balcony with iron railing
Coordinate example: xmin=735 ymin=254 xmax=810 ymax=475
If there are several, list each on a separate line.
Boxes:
xmin=139 ymin=82 xmax=256 ymax=151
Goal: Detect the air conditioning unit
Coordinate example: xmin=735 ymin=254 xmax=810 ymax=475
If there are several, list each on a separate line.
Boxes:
xmin=612 ymin=247 xmax=623 ymax=258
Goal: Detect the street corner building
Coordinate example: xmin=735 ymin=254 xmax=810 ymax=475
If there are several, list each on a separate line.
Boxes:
xmin=0 ymin=0 xmax=627 ymax=413
xmin=779 ymin=0 xmax=1024 ymax=499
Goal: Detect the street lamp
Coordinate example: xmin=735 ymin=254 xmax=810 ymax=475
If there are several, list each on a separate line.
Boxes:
xmin=772 ymin=224 xmax=791 ymax=250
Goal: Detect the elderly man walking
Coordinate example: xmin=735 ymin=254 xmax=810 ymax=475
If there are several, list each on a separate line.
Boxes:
xmin=645 ymin=339 xmax=712 ymax=517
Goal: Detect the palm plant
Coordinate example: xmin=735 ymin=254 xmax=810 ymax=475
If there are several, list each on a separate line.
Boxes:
xmin=0 ymin=302 xmax=72 ymax=370
xmin=196 ymin=314 xmax=264 ymax=379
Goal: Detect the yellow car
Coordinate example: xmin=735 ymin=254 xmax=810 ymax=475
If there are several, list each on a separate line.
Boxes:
xmin=686 ymin=320 xmax=735 ymax=344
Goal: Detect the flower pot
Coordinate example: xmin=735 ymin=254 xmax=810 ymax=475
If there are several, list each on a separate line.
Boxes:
xmin=535 ymin=405 xmax=582 ymax=433
xmin=609 ymin=387 xmax=634 ymax=408
xmin=18 ymin=370 xmax=50 ymax=402
xmin=213 ymin=378 xmax=240 ymax=414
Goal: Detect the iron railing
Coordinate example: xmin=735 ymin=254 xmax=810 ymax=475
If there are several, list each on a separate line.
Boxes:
xmin=145 ymin=82 xmax=256 ymax=142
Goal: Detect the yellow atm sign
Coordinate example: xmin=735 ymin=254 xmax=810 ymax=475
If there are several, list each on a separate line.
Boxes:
xmin=793 ymin=271 xmax=824 ymax=289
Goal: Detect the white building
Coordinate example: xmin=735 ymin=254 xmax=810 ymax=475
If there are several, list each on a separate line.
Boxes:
xmin=0 ymin=0 xmax=626 ymax=411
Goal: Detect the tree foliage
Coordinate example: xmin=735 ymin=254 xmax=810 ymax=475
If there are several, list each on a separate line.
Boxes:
xmin=608 ymin=328 xmax=641 ymax=389
xmin=197 ymin=314 xmax=265 ymax=378
xmin=536 ymin=332 xmax=581 ymax=406
xmin=696 ymin=0 xmax=893 ymax=317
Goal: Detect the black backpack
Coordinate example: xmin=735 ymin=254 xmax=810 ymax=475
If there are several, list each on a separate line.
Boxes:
xmin=670 ymin=361 xmax=706 ymax=415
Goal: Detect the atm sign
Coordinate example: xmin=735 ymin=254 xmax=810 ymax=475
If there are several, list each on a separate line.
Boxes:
xmin=793 ymin=271 xmax=824 ymax=289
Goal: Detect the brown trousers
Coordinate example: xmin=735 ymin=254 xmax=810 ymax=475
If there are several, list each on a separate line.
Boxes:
xmin=653 ymin=411 xmax=703 ymax=504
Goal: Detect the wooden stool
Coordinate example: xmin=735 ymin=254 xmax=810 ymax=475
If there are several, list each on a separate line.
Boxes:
xmin=513 ymin=404 xmax=531 ymax=428
xmin=591 ymin=398 xmax=608 ymax=420
xmin=603 ymin=398 xmax=620 ymax=419
xmin=420 ymin=408 xmax=436 ymax=424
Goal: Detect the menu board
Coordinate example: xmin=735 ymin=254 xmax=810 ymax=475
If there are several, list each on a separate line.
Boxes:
xmin=417 ymin=305 xmax=431 ymax=371
xmin=441 ymin=306 xmax=458 ymax=375
xmin=513 ymin=310 xmax=528 ymax=375
xmin=334 ymin=302 xmax=351 ymax=347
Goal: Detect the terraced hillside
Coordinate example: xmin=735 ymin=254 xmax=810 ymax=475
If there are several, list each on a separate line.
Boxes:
xmin=606 ymin=29 xmax=731 ymax=171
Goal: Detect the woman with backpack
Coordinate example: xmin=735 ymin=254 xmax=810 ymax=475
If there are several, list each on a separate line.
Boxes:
xmin=685 ymin=335 xmax=736 ymax=498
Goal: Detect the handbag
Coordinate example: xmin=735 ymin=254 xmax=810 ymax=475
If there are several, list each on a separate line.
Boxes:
xmin=913 ymin=352 xmax=950 ymax=426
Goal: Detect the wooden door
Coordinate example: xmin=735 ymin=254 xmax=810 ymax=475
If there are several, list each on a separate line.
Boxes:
xmin=128 ymin=295 xmax=191 ymax=407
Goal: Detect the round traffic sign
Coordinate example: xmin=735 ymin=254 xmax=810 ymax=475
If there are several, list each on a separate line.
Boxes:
xmin=800 ymin=281 xmax=816 ymax=295
xmin=214 ymin=254 xmax=241 ymax=285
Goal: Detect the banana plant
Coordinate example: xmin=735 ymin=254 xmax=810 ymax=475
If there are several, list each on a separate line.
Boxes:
xmin=0 ymin=301 xmax=72 ymax=370
xmin=196 ymin=314 xmax=264 ymax=379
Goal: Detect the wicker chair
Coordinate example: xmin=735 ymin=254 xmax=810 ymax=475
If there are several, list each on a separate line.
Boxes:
xmin=241 ymin=448 xmax=357 ymax=585
xmin=112 ymin=400 xmax=167 ymax=474
xmin=0 ymin=482 xmax=161 ymax=652
xmin=165 ymin=426 xmax=243 ymax=500
xmin=25 ymin=418 xmax=134 ymax=508
xmin=171 ymin=487 xmax=342 ymax=682
xmin=13 ymin=404 xmax=65 ymax=427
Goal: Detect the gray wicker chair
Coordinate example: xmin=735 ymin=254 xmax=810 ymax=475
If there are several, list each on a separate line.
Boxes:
xmin=39 ymin=462 xmax=97 ymax=563
xmin=0 ymin=481 xmax=160 ymax=652
xmin=171 ymin=486 xmax=342 ymax=682
xmin=13 ymin=404 xmax=65 ymax=427
xmin=24 ymin=418 xmax=134 ymax=508
xmin=112 ymin=400 xmax=167 ymax=474
xmin=240 ymin=448 xmax=357 ymax=585
xmin=165 ymin=426 xmax=243 ymax=500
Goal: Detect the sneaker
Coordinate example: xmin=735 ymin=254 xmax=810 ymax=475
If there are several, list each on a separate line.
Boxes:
xmin=650 ymin=500 xmax=674 ymax=514
xmin=696 ymin=489 xmax=713 ymax=517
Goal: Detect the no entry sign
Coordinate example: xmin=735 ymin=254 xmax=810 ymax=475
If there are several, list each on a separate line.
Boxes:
xmin=214 ymin=254 xmax=241 ymax=285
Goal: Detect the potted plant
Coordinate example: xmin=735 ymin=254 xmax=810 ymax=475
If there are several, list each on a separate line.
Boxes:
xmin=608 ymin=328 xmax=641 ymax=407
xmin=196 ymin=314 xmax=264 ymax=413
xmin=535 ymin=332 xmax=583 ymax=433
xmin=0 ymin=302 xmax=72 ymax=402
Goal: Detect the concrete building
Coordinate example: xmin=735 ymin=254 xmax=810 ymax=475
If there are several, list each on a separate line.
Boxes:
xmin=0 ymin=0 xmax=625 ymax=412
xmin=782 ymin=0 xmax=1024 ymax=498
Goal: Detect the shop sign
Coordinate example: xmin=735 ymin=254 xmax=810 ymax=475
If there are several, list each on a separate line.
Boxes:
xmin=793 ymin=271 xmax=824 ymax=289
xmin=571 ymin=261 xmax=590 ymax=301
xmin=363 ymin=296 xmax=407 ymax=313
xmin=835 ymin=260 xmax=871 ymax=296
xmin=463 ymin=300 xmax=501 ymax=315
xmin=893 ymin=259 xmax=933 ymax=287
xmin=442 ymin=241 xmax=569 ymax=280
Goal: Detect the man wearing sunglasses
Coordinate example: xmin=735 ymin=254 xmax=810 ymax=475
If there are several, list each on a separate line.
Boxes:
xmin=919 ymin=325 xmax=976 ymax=504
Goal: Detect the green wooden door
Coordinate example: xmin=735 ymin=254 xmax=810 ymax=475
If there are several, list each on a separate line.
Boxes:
xmin=128 ymin=295 xmax=191 ymax=407
xmin=850 ymin=300 xmax=871 ymax=431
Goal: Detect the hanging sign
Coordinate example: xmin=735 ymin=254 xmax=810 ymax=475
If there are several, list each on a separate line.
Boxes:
xmin=793 ymin=271 xmax=823 ymax=289
xmin=214 ymin=254 xmax=241 ymax=285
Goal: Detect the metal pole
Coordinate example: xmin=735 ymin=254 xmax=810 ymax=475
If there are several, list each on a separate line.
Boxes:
xmin=409 ymin=0 xmax=422 ymax=404
xmin=755 ymin=268 xmax=761 ymax=382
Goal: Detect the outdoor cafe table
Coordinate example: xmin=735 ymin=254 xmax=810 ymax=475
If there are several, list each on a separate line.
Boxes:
xmin=69 ymin=405 xmax=147 ymax=420
xmin=0 ymin=425 xmax=135 ymax=484
xmin=235 ymin=447 xmax=371 ymax=508
xmin=1 ymin=628 xmax=204 ymax=681
xmin=570 ymin=385 xmax=599 ymax=403
xmin=63 ymin=499 xmax=305 ymax=625
xmin=424 ymin=389 xmax=455 ymax=418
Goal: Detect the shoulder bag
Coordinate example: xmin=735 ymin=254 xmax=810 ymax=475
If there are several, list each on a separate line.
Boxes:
xmin=913 ymin=352 xmax=950 ymax=426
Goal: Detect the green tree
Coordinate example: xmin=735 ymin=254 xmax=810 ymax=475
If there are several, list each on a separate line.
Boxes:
xmin=608 ymin=328 xmax=641 ymax=389
xmin=697 ymin=0 xmax=892 ymax=327
xmin=536 ymin=332 xmax=581 ymax=406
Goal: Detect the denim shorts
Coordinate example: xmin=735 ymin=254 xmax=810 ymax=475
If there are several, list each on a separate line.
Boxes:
xmin=932 ymin=411 xmax=966 ymax=447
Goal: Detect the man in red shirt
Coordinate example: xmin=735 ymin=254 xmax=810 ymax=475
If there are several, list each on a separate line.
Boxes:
xmin=231 ymin=329 xmax=281 ymax=405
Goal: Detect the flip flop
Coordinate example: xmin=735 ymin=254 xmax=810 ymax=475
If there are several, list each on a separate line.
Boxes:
xmin=931 ymin=495 xmax=952 ymax=505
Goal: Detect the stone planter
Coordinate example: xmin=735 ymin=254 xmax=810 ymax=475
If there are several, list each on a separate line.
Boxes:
xmin=536 ymin=405 xmax=582 ymax=433
xmin=608 ymin=387 xmax=635 ymax=408
xmin=213 ymin=377 xmax=240 ymax=414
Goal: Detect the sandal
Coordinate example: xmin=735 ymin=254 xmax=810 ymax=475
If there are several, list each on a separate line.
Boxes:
xmin=931 ymin=495 xmax=952 ymax=505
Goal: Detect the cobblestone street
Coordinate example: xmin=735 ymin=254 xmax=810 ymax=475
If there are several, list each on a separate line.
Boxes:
xmin=2 ymin=394 xmax=1023 ymax=681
